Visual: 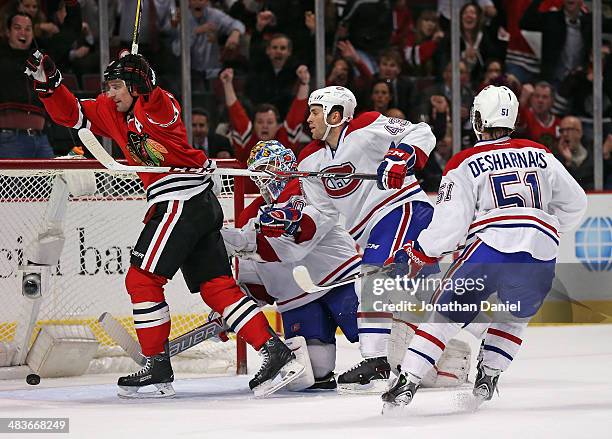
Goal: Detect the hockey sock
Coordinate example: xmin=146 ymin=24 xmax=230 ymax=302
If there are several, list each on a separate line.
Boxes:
xmin=401 ymin=322 xmax=462 ymax=383
xmin=125 ymin=266 xmax=170 ymax=356
xmin=200 ymin=275 xmax=271 ymax=350
xmin=357 ymin=311 xmax=392 ymax=358
xmin=482 ymin=322 xmax=527 ymax=371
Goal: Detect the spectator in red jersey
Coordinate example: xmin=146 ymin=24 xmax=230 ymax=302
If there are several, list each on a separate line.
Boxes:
xmin=389 ymin=0 xmax=414 ymax=48
xmin=403 ymin=9 xmax=444 ymax=78
xmin=220 ymin=66 xmax=309 ymax=191
xmin=518 ymin=81 xmax=561 ymax=150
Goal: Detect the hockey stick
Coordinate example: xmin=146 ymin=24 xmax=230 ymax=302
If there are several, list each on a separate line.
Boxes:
xmin=98 ymin=312 xmax=228 ymax=366
xmin=293 ymin=264 xmax=392 ymax=293
xmin=293 ymin=246 xmax=466 ymax=293
xmin=77 ymin=128 xmax=377 ymax=181
xmin=131 ymin=0 xmax=143 ymax=54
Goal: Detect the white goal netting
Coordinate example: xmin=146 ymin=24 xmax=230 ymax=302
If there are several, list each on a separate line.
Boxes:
xmin=0 ymin=158 xmax=247 ymax=376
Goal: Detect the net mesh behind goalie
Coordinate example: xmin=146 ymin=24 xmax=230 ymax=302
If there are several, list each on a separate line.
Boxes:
xmin=0 ymin=159 xmax=247 ymax=375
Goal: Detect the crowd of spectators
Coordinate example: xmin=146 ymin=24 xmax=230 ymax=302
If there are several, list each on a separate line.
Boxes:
xmin=1 ymin=0 xmax=611 ymax=190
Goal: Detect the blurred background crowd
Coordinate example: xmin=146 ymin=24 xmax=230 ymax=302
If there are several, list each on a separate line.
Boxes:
xmin=1 ymin=0 xmax=611 ymax=191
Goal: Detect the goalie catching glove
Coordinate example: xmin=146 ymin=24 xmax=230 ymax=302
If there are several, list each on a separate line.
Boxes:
xmin=24 ymin=50 xmax=62 ymax=95
xmin=376 ymin=142 xmax=417 ymax=190
xmin=258 ymin=205 xmax=303 ymax=238
xmin=384 ymin=240 xmax=437 ymax=278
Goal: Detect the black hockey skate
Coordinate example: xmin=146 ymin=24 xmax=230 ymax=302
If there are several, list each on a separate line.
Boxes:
xmin=381 ymin=372 xmax=419 ymax=413
xmin=306 ymin=372 xmax=337 ymax=390
xmin=117 ymin=352 xmax=175 ymax=398
xmin=337 ymin=356 xmax=391 ymax=393
xmin=249 ymin=336 xmax=305 ymax=397
xmin=473 ymin=363 xmax=500 ymax=402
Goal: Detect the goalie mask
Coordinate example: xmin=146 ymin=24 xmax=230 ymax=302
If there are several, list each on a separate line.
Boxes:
xmin=308 ymin=86 xmax=357 ymax=141
xmin=247 ymin=140 xmax=297 ymax=203
xmin=470 ymin=85 xmax=519 ymax=140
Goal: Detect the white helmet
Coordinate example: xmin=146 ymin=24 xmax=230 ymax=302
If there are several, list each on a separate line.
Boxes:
xmin=308 ymin=86 xmax=357 ymax=141
xmin=470 ymin=85 xmax=519 ymax=140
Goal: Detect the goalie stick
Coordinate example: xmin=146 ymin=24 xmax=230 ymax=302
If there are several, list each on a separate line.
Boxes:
xmin=98 ymin=312 xmax=228 ymax=366
xmin=292 ymin=246 xmax=466 ymax=293
xmin=77 ymin=128 xmax=377 ymax=181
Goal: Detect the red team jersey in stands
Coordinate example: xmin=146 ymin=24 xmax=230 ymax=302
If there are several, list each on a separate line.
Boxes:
xmin=227 ymin=96 xmax=307 ymax=164
xmin=41 ymin=85 xmax=211 ymax=206
xmin=519 ymin=107 xmax=560 ymax=150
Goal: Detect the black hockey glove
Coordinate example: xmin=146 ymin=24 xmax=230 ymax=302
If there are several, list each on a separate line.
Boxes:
xmin=120 ymin=54 xmax=157 ymax=96
xmin=24 ymin=50 xmax=63 ymax=95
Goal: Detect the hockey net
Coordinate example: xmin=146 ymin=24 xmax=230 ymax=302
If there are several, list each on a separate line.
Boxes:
xmin=0 ymin=158 xmax=247 ymax=377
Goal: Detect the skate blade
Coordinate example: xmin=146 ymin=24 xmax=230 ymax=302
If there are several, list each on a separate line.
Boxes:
xmin=337 ymin=379 xmax=389 ymax=395
xmin=253 ymin=359 xmax=305 ymax=398
xmin=117 ymin=382 xmax=176 ymax=399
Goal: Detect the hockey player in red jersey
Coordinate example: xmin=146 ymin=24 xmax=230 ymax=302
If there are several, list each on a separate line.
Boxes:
xmin=381 ymin=86 xmax=587 ymax=412
xmin=24 ymin=50 xmax=303 ymax=398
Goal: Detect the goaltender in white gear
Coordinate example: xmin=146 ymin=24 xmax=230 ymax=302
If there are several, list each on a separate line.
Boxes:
xmin=223 ymin=140 xmax=362 ymax=390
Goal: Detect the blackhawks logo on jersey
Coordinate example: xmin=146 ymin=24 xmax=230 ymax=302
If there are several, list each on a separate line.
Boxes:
xmin=126 ymin=131 xmax=168 ymax=166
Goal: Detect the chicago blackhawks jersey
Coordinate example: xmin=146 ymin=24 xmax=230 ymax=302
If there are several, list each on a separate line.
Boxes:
xmin=41 ymin=85 xmax=210 ymax=206
xmin=418 ymin=136 xmax=587 ymax=261
xmin=299 ymin=112 xmax=436 ymax=248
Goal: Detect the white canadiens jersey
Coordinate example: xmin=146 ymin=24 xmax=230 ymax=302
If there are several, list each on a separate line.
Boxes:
xmin=299 ymin=112 xmax=436 ymax=247
xmin=418 ymin=137 xmax=588 ymax=260
xmin=227 ymin=184 xmax=361 ymax=312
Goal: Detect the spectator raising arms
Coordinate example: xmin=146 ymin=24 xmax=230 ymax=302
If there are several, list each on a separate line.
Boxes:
xmin=246 ymin=33 xmax=299 ymax=119
xmin=520 ymin=0 xmax=612 ymax=87
xmin=220 ymin=66 xmax=309 ymax=191
xmin=0 ymin=12 xmax=54 ymax=158
xmin=173 ymin=0 xmax=245 ymax=84
xmin=403 ymin=9 xmax=444 ymax=78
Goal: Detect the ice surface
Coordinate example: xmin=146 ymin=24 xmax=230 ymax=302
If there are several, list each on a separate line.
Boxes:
xmin=1 ymin=325 xmax=611 ymax=439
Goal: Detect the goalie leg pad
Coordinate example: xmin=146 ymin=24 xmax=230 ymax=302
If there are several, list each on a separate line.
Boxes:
xmin=283 ymin=336 xmax=316 ymax=391
xmin=400 ymin=322 xmax=462 ymax=383
xmin=420 ymin=338 xmax=471 ymax=387
xmin=125 ymin=266 xmax=170 ymax=356
xmin=388 ymin=318 xmax=417 ymax=376
xmin=201 ymin=275 xmax=271 ymax=350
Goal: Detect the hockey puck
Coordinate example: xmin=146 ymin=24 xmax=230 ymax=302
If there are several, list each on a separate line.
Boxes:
xmin=26 ymin=374 xmax=40 ymax=385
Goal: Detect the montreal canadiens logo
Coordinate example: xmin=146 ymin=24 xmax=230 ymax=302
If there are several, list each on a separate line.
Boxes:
xmin=321 ymin=162 xmax=362 ymax=198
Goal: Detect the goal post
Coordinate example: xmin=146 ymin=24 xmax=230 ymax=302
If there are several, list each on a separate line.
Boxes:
xmin=0 ymin=158 xmax=247 ymax=377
